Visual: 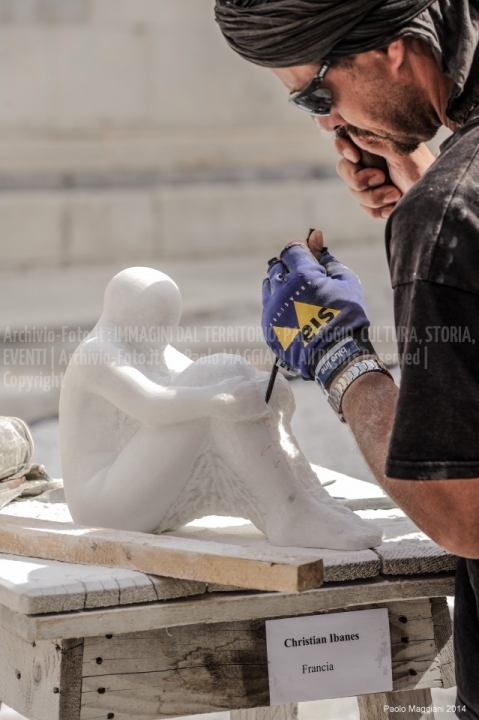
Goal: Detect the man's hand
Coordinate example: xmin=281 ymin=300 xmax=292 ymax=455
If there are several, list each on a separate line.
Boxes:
xmin=262 ymin=241 xmax=371 ymax=382
xmin=335 ymin=134 xmax=436 ymax=219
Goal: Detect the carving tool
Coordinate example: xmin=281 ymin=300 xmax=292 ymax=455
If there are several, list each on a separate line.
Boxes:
xmin=264 ymin=229 xmax=313 ymax=404
xmin=265 ymin=361 xmax=279 ymax=404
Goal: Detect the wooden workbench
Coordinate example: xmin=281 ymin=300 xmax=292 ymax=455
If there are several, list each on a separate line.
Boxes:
xmin=0 ymin=469 xmax=457 ymax=720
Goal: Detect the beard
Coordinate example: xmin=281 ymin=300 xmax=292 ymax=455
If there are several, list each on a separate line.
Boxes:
xmin=342 ymin=81 xmax=441 ymax=156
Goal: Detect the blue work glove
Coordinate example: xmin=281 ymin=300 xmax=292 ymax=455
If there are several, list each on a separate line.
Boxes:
xmin=262 ymin=243 xmax=374 ymax=388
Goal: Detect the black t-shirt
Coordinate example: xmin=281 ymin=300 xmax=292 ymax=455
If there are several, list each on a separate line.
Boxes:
xmin=385 ymin=105 xmax=479 ymax=719
xmin=386 ymin=105 xmax=479 ymax=479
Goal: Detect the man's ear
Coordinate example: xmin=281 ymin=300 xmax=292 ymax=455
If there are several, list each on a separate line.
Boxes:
xmin=376 ymin=39 xmax=407 ymax=74
xmin=368 ymin=38 xmax=407 ymax=74
xmin=354 ymin=40 xmax=406 ymax=77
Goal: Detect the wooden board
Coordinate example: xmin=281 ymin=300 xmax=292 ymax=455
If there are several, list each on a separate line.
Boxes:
xmin=0 ymin=499 xmax=381 ymax=585
xmin=0 ymin=553 xmax=206 ymax=615
xmin=360 ymin=510 xmax=458 ymax=576
xmin=76 ymin=598 xmax=450 ymax=720
xmin=430 ymin=596 xmax=455 ymax=688
xmin=0 ymin=514 xmax=323 ymax=594
xmin=0 ymin=596 xmax=452 ymax=720
xmin=0 ymin=573 xmax=456 ymax=642
xmin=358 ymin=689 xmax=435 ymax=720
xmin=231 ymin=707 xmax=298 ymax=720
xmin=168 ymin=522 xmax=380 ymax=583
xmin=0 ymin=621 xmax=82 ymax=720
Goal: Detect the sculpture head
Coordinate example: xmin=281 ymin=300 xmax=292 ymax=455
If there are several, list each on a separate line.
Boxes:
xmin=101 ymin=268 xmax=182 ymax=346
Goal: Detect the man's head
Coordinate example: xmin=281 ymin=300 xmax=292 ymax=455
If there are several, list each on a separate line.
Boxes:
xmin=215 ymin=0 xmax=462 ymax=153
xmin=271 ymin=39 xmax=445 ymax=155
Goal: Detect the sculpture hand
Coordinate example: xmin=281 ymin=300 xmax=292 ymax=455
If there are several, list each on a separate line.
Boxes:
xmin=211 ymin=377 xmax=269 ymax=422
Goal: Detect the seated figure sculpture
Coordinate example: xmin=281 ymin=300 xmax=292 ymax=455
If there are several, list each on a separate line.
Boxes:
xmin=60 ymin=267 xmax=383 ymax=551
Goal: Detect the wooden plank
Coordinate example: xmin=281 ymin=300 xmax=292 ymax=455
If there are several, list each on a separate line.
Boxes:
xmin=59 ymin=639 xmax=84 ymax=720
xmin=360 ymin=510 xmax=458 ymax=575
xmin=0 ymin=553 xmax=206 ymax=615
xmin=1 ymin=573 xmax=455 ymax=643
xmin=78 ymin=599 xmax=448 ymax=720
xmin=168 ymin=522 xmax=380 ymax=583
xmin=0 ymin=514 xmax=323 ymax=594
xmin=80 ymin=619 xmax=269 ymax=719
xmin=376 ymin=540 xmax=457 ymax=575
xmin=430 ymin=597 xmax=455 ymax=688
xmin=0 ymin=622 xmax=83 ymax=720
xmin=1 ymin=500 xmax=379 ymax=585
xmin=358 ymin=689 xmax=435 ymax=720
xmin=231 ymin=706 xmax=297 ymax=720
xmin=388 ymin=599 xmax=447 ymax=692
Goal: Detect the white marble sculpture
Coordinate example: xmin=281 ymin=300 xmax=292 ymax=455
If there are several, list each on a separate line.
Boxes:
xmin=59 ymin=267 xmax=382 ymax=551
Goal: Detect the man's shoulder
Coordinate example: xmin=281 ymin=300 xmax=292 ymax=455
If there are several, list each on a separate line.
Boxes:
xmin=387 ymin=117 xmax=479 ymax=294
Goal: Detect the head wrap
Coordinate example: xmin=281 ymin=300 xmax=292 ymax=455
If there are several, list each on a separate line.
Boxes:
xmin=215 ymin=0 xmax=435 ymax=66
xmin=215 ymin=0 xmax=479 ymax=123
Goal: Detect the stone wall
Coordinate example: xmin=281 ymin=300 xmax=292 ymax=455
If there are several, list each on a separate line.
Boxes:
xmin=0 ymin=0 xmax=384 ymax=268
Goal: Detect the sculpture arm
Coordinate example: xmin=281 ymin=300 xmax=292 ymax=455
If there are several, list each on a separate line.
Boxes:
xmin=90 ymin=363 xmax=269 ymax=427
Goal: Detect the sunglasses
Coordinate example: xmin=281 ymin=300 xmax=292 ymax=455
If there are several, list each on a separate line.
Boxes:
xmin=288 ymin=61 xmax=332 ymax=116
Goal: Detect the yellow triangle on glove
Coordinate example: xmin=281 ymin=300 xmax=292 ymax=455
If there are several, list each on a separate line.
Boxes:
xmin=273 ymin=326 xmax=301 ymax=351
xmin=294 ymin=301 xmax=341 ymax=346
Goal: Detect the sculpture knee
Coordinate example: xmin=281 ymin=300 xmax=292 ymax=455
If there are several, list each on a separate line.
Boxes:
xmin=177 ymin=353 xmax=261 ymax=386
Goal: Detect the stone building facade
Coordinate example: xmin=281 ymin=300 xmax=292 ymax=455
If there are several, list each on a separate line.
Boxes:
xmin=0 ymin=0 xmax=383 ymax=269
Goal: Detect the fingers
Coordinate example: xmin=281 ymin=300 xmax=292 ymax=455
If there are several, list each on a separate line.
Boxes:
xmin=360 ymin=203 xmax=396 ymax=220
xmin=319 ymin=250 xmax=357 ymax=282
xmin=262 ymin=277 xmax=272 ymax=301
xmin=337 ymin=157 xmax=400 ymax=217
xmin=264 ymin=233 xmax=326 ymax=293
xmin=336 ymin=157 xmax=385 ymax=191
xmin=307 ymin=229 xmax=324 ymax=257
xmin=348 ymin=182 xmax=401 ymax=209
xmin=335 ymin=134 xmax=402 ymax=220
xmin=334 ymin=133 xmax=361 ymax=164
xmin=279 ymin=242 xmax=325 ymax=276
xmin=338 ymin=132 xmax=392 ymax=162
xmin=284 ymin=230 xmax=324 ymax=257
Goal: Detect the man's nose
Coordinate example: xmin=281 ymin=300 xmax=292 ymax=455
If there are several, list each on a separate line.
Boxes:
xmin=314 ymin=110 xmax=346 ymax=132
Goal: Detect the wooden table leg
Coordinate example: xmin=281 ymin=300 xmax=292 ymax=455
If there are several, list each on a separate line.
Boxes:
xmin=358 ymin=689 xmax=435 ymax=720
xmin=231 ymin=705 xmax=298 ymax=720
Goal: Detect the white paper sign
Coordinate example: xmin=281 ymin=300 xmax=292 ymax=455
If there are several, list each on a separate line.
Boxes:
xmin=265 ymin=608 xmax=392 ymax=704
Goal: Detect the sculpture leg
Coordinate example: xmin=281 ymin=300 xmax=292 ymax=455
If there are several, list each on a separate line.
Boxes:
xmin=177 ymin=354 xmax=382 ymax=550
xmin=210 ymin=410 xmax=383 ymax=551
xmin=70 ymin=419 xmax=209 ymax=533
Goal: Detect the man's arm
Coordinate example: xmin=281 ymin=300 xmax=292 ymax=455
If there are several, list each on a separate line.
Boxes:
xmin=261 ymin=240 xmax=479 ymax=560
xmin=331 ymin=134 xmax=479 ymax=555
xmin=342 ymin=371 xmax=479 ymax=559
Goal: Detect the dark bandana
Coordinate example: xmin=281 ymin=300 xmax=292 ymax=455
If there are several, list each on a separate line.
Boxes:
xmin=215 ymin=0 xmax=436 ymax=65
xmin=215 ymin=0 xmax=479 ymax=123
